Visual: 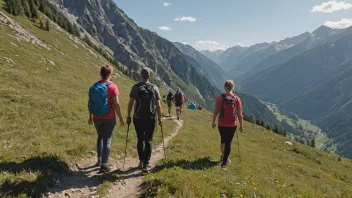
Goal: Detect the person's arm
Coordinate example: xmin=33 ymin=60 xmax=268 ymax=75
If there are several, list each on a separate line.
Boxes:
xmin=237 ymin=99 xmax=244 ymax=132
xmin=212 ymin=97 xmax=220 ymax=129
xmin=154 ymin=86 xmax=163 ymax=126
xmin=127 ymin=98 xmax=134 ymax=125
xmin=127 ymin=98 xmax=134 ymax=118
xmin=112 ymin=95 xmax=124 ymax=126
xmin=127 ymin=85 xmax=137 ymax=125
xmin=156 ymin=100 xmax=163 ymax=126
xmin=88 ymin=113 xmax=93 ymax=125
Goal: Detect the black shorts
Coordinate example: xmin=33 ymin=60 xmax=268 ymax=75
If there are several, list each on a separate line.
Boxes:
xmin=175 ymin=102 xmax=183 ymax=107
xmin=167 ymin=101 xmax=172 ymax=107
xmin=218 ymin=126 xmax=237 ymax=144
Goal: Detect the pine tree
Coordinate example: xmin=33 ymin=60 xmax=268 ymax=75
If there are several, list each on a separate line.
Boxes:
xmin=255 ymin=119 xmax=260 ymax=126
xmin=39 ymin=18 xmax=44 ymax=29
xmin=260 ymin=120 xmax=265 ymax=127
xmin=22 ymin=0 xmax=31 ymax=18
xmin=266 ymin=124 xmax=271 ymax=131
xmin=45 ymin=19 xmax=50 ymax=31
xmin=273 ymin=125 xmax=279 ymax=134
xmin=311 ymin=137 xmax=316 ymax=148
xmin=29 ymin=0 xmax=38 ymax=19
xmin=5 ymin=0 xmax=14 ymax=15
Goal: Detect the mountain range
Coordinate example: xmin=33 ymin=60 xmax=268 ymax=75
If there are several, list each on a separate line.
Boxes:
xmin=214 ymin=26 xmax=352 ymax=158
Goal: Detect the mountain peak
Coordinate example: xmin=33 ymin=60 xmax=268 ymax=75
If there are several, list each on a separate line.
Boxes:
xmin=312 ymin=25 xmax=335 ymax=38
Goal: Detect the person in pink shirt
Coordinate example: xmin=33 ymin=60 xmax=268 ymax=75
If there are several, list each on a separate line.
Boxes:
xmin=212 ymin=80 xmax=243 ymax=168
xmin=88 ymin=65 xmax=124 ymax=173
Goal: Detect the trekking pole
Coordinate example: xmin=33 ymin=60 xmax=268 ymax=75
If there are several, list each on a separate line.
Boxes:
xmin=161 ymin=125 xmax=166 ymax=159
xmin=123 ymin=124 xmax=130 ymax=170
xmin=236 ymin=130 xmax=241 ymax=158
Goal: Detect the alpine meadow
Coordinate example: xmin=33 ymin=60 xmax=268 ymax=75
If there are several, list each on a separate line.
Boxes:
xmin=0 ymin=0 xmax=352 ymax=198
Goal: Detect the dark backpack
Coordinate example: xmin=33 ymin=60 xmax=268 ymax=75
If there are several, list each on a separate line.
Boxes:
xmin=167 ymin=93 xmax=173 ymax=101
xmin=175 ymin=92 xmax=183 ymax=103
xmin=134 ymin=82 xmax=157 ymax=119
xmin=219 ymin=94 xmax=238 ymax=124
xmin=88 ymin=81 xmax=112 ymax=116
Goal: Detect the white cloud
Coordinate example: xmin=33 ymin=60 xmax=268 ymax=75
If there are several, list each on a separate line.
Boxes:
xmin=174 ymin=16 xmax=197 ymax=22
xmin=311 ymin=1 xmax=352 ymax=13
xmin=158 ymin=26 xmax=172 ymax=31
xmin=182 ymin=42 xmax=189 ymax=45
xmin=237 ymin=43 xmax=243 ymax=47
xmin=163 ymin=2 xmax=171 ymax=7
xmin=324 ymin=18 xmax=352 ymax=29
xmin=194 ymin=41 xmax=227 ymax=51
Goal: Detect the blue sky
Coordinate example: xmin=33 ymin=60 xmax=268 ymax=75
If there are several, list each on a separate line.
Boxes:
xmin=114 ymin=0 xmax=352 ymax=51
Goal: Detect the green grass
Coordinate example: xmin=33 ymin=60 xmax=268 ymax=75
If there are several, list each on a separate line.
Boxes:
xmin=0 ymin=10 xmax=176 ymax=197
xmin=142 ymin=110 xmax=352 ymax=197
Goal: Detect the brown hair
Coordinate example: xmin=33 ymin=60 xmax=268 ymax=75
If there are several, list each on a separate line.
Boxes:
xmin=100 ymin=65 xmax=113 ymax=80
xmin=224 ymin=80 xmax=235 ymax=91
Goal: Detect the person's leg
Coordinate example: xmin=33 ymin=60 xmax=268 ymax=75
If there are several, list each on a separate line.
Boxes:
xmin=144 ymin=119 xmax=156 ymax=166
xmin=133 ymin=118 xmax=145 ymax=162
xmin=94 ymin=120 xmax=103 ymax=165
xmin=222 ymin=127 xmax=236 ymax=165
xmin=218 ymin=126 xmax=226 ymax=160
xmin=179 ymin=104 xmax=183 ymax=116
xmin=168 ymin=104 xmax=171 ymax=115
xmin=176 ymin=106 xmax=180 ymax=119
xmin=101 ymin=119 xmax=116 ymax=167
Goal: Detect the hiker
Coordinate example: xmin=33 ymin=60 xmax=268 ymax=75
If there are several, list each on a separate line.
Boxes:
xmin=173 ymin=87 xmax=184 ymax=120
xmin=212 ymin=80 xmax=243 ymax=168
xmin=88 ymin=65 xmax=125 ymax=173
xmin=127 ymin=68 xmax=163 ymax=173
xmin=166 ymin=90 xmax=173 ymax=116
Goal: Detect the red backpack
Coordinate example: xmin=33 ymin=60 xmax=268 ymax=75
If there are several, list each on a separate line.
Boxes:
xmin=219 ymin=94 xmax=238 ymax=124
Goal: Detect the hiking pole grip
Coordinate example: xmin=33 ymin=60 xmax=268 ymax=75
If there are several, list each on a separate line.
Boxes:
xmin=123 ymin=124 xmax=130 ymax=170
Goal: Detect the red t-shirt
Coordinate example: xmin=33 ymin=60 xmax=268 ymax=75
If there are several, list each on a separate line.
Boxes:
xmin=215 ymin=93 xmax=242 ymax=127
xmin=93 ymin=80 xmax=119 ymax=120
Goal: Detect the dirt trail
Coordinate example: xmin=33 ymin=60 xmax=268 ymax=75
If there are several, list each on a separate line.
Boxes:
xmin=47 ymin=118 xmax=183 ymax=198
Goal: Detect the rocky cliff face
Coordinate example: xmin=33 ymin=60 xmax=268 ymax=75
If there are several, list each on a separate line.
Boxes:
xmin=53 ymin=0 xmax=220 ymax=108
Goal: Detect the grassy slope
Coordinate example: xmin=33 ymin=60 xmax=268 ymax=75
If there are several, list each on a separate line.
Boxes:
xmin=0 ymin=10 xmax=176 ymax=197
xmin=142 ymin=110 xmax=352 ymax=197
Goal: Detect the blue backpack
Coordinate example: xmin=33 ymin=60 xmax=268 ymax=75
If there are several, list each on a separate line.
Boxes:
xmin=88 ymin=81 xmax=112 ymax=116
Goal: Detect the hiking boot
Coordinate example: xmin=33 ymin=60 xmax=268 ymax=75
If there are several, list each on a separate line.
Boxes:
xmin=142 ymin=164 xmax=151 ymax=174
xmin=98 ymin=165 xmax=112 ymax=174
xmin=138 ymin=161 xmax=143 ymax=169
xmin=177 ymin=116 xmax=180 ymax=120
xmin=221 ymin=159 xmax=232 ymax=169
xmin=95 ymin=157 xmax=102 ymax=167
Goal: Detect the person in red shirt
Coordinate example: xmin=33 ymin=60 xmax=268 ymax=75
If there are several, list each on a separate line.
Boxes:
xmin=212 ymin=80 xmax=243 ymax=168
xmin=88 ymin=65 xmax=124 ymax=173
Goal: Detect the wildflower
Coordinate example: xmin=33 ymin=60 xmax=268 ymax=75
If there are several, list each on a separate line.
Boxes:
xmin=240 ymin=194 xmax=243 ymax=197
xmin=276 ymin=180 xmax=279 ymax=183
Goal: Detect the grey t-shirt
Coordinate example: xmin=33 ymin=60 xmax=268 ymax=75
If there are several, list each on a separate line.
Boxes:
xmin=129 ymin=82 xmax=161 ymax=118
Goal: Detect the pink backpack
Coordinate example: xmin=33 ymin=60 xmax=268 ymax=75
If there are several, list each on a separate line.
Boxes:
xmin=219 ymin=94 xmax=238 ymax=124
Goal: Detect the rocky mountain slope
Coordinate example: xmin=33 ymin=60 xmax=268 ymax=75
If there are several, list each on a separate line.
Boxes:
xmin=52 ymin=0 xmax=220 ymax=108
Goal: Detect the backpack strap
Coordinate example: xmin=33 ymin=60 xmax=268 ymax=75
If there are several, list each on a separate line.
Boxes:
xmin=104 ymin=81 xmax=112 ymax=86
